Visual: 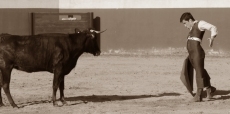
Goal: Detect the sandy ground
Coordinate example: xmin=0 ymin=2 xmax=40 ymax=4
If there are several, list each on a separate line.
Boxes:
xmin=0 ymin=54 xmax=230 ymax=114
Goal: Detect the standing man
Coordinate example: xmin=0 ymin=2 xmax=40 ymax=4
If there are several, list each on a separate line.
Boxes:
xmin=180 ymin=12 xmax=217 ymax=102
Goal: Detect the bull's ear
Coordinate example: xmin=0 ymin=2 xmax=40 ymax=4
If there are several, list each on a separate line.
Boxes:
xmin=75 ymin=28 xmax=81 ymax=33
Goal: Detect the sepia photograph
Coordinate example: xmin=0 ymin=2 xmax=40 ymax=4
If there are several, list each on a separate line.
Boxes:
xmin=0 ymin=0 xmax=230 ymax=113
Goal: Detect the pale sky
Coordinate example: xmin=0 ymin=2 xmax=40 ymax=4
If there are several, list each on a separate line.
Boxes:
xmin=0 ymin=0 xmax=230 ymax=8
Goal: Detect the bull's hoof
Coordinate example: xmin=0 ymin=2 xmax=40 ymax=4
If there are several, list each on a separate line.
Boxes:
xmin=63 ymin=102 xmax=69 ymax=106
xmin=53 ymin=101 xmax=63 ymax=107
xmin=12 ymin=104 xmax=19 ymax=108
xmin=61 ymin=100 xmax=69 ymax=106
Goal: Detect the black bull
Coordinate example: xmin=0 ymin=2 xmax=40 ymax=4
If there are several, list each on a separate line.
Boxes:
xmin=0 ymin=29 xmax=103 ymax=108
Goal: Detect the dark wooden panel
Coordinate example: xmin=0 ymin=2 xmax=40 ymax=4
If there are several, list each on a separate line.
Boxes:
xmin=32 ymin=12 xmax=93 ymax=35
xmin=93 ymin=16 xmax=101 ymax=49
xmin=0 ymin=8 xmax=58 ymax=35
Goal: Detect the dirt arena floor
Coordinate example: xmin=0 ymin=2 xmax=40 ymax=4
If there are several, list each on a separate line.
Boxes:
xmin=0 ymin=53 xmax=230 ymax=114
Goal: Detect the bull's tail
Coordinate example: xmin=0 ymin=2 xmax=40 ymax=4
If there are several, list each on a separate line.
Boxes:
xmin=0 ymin=70 xmax=2 ymax=86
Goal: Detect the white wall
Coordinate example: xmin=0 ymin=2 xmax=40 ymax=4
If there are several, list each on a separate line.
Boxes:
xmin=58 ymin=0 xmax=230 ymax=9
xmin=0 ymin=0 xmax=58 ymax=8
xmin=1 ymin=0 xmax=230 ymax=9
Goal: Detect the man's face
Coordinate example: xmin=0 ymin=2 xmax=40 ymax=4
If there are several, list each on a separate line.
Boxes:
xmin=182 ymin=19 xmax=194 ymax=30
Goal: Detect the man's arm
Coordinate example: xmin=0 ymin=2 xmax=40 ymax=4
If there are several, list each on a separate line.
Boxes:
xmin=198 ymin=20 xmax=218 ymax=47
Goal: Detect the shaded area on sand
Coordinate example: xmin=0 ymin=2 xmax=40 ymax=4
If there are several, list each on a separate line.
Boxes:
xmin=66 ymin=92 xmax=181 ymax=104
xmin=15 ymin=92 xmax=181 ymax=108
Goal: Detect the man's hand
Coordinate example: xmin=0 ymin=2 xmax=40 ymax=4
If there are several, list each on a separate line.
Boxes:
xmin=208 ymin=37 xmax=214 ymax=47
xmin=208 ymin=35 xmax=216 ymax=47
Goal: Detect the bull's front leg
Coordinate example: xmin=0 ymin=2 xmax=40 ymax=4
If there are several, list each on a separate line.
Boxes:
xmin=52 ymin=80 xmax=59 ymax=106
xmin=52 ymin=66 xmax=64 ymax=107
xmin=59 ymin=78 xmax=68 ymax=106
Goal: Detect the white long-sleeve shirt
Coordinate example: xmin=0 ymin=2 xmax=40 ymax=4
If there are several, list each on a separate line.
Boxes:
xmin=196 ymin=20 xmax=218 ymax=37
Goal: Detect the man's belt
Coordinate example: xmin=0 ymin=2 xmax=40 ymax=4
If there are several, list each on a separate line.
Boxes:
xmin=187 ymin=37 xmax=202 ymax=42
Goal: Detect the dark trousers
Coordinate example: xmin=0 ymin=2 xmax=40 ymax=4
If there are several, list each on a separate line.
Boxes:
xmin=187 ymin=40 xmax=211 ymax=88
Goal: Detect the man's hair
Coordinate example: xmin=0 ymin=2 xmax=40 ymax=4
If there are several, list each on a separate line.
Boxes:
xmin=180 ymin=12 xmax=195 ymax=23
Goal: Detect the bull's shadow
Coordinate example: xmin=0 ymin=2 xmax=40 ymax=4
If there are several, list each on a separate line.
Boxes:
xmin=65 ymin=92 xmax=181 ymax=106
xmin=18 ymin=92 xmax=181 ymax=107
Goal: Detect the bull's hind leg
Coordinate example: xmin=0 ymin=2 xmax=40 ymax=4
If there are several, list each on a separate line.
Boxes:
xmin=1 ymin=68 xmax=18 ymax=108
xmin=59 ymin=78 xmax=68 ymax=105
xmin=0 ymin=87 xmax=4 ymax=107
xmin=0 ymin=71 xmax=5 ymax=107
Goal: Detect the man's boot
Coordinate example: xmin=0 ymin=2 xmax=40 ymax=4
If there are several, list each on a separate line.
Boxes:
xmin=191 ymin=88 xmax=203 ymax=102
xmin=206 ymin=86 xmax=216 ymax=99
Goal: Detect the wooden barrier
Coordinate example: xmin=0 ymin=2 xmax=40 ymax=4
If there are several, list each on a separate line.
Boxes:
xmin=32 ymin=12 xmax=94 ymax=35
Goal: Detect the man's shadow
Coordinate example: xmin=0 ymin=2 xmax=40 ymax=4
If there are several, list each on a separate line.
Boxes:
xmin=212 ymin=90 xmax=230 ymax=100
xmin=18 ymin=92 xmax=181 ymax=107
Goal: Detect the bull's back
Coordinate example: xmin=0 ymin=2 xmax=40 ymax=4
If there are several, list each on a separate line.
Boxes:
xmin=0 ymin=34 xmax=70 ymax=73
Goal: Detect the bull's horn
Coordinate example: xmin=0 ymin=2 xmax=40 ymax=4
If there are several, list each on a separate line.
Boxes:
xmin=90 ymin=29 xmax=107 ymax=34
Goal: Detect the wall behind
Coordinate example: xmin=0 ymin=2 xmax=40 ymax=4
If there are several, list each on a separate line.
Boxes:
xmin=0 ymin=9 xmax=59 ymax=35
xmin=0 ymin=0 xmax=59 ymax=35
xmin=60 ymin=8 xmax=230 ymax=51
xmin=0 ymin=8 xmax=229 ymax=52
xmin=1 ymin=1 xmax=230 ymax=52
